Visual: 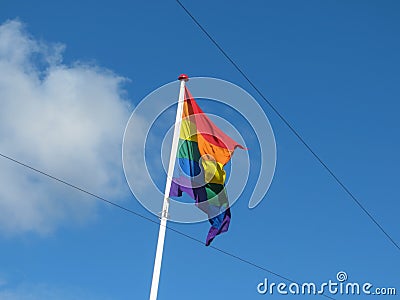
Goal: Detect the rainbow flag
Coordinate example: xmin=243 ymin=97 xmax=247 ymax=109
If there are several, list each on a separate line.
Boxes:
xmin=170 ymin=87 xmax=245 ymax=246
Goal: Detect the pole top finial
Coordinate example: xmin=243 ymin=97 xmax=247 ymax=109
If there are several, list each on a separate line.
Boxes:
xmin=178 ymin=74 xmax=189 ymax=81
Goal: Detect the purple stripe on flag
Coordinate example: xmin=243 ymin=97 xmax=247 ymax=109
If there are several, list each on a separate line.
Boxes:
xmin=170 ymin=176 xmax=231 ymax=246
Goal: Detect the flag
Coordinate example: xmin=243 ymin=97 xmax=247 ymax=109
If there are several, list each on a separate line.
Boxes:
xmin=170 ymin=87 xmax=245 ymax=246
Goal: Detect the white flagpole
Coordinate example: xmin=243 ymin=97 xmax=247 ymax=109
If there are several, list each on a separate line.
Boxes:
xmin=149 ymin=74 xmax=188 ymax=300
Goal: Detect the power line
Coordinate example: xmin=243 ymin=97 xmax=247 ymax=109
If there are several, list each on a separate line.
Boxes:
xmin=175 ymin=0 xmax=400 ymax=252
xmin=0 ymin=152 xmax=335 ymax=300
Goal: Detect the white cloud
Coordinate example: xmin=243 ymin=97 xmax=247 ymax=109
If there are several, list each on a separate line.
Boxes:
xmin=0 ymin=282 xmax=110 ymax=300
xmin=0 ymin=20 xmax=132 ymax=235
xmin=0 ymin=277 xmax=6 ymax=287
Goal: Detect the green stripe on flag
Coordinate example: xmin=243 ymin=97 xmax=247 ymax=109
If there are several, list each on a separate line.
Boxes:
xmin=177 ymin=139 xmax=201 ymax=161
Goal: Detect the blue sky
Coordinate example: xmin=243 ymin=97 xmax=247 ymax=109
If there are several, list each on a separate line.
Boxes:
xmin=0 ymin=1 xmax=399 ymax=299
